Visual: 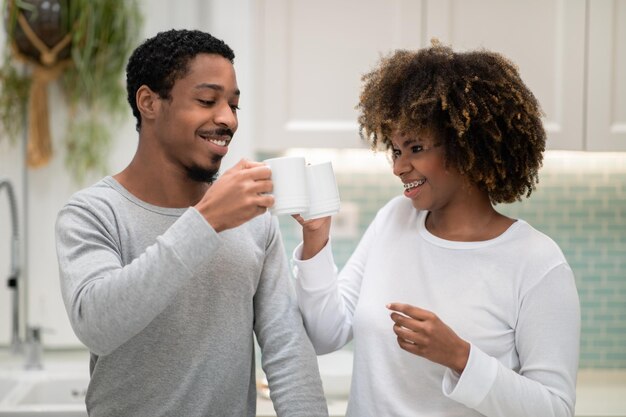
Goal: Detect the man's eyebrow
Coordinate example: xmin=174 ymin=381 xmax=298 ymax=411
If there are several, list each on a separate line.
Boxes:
xmin=194 ymin=83 xmax=241 ymax=96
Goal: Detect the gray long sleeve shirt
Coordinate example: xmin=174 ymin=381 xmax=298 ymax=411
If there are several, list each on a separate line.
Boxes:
xmin=55 ymin=177 xmax=328 ymax=417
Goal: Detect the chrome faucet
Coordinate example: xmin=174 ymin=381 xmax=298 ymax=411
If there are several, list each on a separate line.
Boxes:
xmin=0 ymin=178 xmax=22 ymax=353
xmin=24 ymin=326 xmax=43 ymax=370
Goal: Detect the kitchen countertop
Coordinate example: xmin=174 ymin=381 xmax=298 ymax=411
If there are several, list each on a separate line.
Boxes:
xmin=575 ymin=369 xmax=626 ymax=417
xmin=1 ymin=349 xmax=624 ymax=416
xmin=256 ymin=396 xmax=348 ymax=417
xmin=258 ymin=368 xmax=626 ymax=417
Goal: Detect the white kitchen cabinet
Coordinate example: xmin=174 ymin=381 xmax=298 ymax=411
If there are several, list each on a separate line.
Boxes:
xmin=253 ymin=0 xmax=426 ymax=151
xmin=254 ymin=0 xmax=624 ymax=152
xmin=586 ymin=0 xmax=626 ymax=151
xmin=424 ymin=0 xmax=586 ymax=150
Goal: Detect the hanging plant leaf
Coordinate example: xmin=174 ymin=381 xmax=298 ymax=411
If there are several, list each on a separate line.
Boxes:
xmin=0 ymin=0 xmax=142 ymax=182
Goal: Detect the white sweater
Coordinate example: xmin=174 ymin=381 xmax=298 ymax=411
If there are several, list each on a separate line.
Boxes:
xmin=294 ymin=196 xmax=580 ymax=417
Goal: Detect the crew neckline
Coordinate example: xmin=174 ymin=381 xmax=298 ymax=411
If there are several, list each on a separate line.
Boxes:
xmin=417 ymin=210 xmax=523 ymax=249
xmin=103 ymin=176 xmax=189 ymax=216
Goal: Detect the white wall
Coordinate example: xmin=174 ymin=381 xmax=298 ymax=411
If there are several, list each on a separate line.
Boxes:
xmin=0 ymin=0 xmax=256 ymax=347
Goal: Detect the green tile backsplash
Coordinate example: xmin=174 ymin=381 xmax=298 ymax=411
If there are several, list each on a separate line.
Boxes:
xmin=261 ymin=150 xmax=626 ymax=369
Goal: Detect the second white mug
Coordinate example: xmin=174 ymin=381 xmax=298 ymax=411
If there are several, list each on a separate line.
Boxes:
xmin=302 ymin=161 xmax=341 ymax=220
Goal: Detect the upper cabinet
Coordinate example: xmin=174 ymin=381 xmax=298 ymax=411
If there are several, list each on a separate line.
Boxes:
xmin=254 ymin=0 xmax=426 ymax=151
xmin=586 ymin=0 xmax=626 ymax=151
xmin=425 ymin=0 xmax=586 ymax=151
xmin=253 ymin=0 xmax=625 ymax=152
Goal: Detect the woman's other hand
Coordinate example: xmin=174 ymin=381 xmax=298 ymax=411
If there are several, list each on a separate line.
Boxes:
xmin=387 ymin=303 xmax=470 ymax=374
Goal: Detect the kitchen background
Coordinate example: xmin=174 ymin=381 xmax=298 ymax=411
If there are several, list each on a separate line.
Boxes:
xmin=0 ymin=0 xmax=625 ymax=372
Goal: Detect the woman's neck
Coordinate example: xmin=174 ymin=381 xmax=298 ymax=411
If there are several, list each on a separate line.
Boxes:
xmin=425 ymin=196 xmax=514 ymax=242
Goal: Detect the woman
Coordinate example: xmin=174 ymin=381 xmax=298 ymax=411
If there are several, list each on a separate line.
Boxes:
xmin=292 ymin=42 xmax=580 ymax=416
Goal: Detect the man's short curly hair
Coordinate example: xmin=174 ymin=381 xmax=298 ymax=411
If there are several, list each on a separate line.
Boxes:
xmin=126 ymin=29 xmax=235 ymax=131
xmin=357 ymin=41 xmax=546 ymax=204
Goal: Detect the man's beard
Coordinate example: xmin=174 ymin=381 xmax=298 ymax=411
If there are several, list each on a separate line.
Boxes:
xmin=186 ymin=155 xmax=222 ymax=183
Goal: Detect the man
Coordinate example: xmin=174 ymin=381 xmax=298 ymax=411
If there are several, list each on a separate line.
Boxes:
xmin=55 ymin=29 xmax=328 ymax=417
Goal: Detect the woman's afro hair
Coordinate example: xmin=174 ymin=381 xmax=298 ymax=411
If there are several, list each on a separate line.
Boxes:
xmin=357 ymin=40 xmax=546 ymax=204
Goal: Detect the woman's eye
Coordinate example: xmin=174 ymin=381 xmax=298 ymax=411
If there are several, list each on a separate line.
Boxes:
xmin=198 ymin=99 xmax=215 ymax=106
xmin=411 ymin=145 xmax=423 ymax=153
xmin=230 ymin=104 xmax=240 ymax=112
xmin=391 ymin=149 xmax=401 ymax=159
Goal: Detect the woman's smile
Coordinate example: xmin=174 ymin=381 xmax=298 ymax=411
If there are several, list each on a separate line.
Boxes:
xmin=403 ymin=178 xmax=426 ymax=198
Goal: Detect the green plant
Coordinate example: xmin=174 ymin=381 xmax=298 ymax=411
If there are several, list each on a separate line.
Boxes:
xmin=0 ymin=56 xmax=30 ymax=142
xmin=0 ymin=1 xmax=30 ymax=142
xmin=0 ymin=0 xmax=142 ymax=182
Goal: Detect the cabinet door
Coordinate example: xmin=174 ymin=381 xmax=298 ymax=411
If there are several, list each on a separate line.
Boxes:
xmin=254 ymin=0 xmax=425 ymax=151
xmin=586 ymin=0 xmax=626 ymax=151
xmin=425 ymin=0 xmax=587 ymax=151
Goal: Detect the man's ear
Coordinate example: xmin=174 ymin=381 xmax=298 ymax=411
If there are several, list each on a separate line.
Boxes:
xmin=136 ymin=85 xmax=160 ymax=121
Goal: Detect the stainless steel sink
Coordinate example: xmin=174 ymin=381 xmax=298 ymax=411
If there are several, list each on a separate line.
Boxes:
xmin=15 ymin=376 xmax=88 ymax=406
xmin=0 ymin=371 xmax=88 ymax=417
xmin=0 ymin=376 xmax=19 ymax=401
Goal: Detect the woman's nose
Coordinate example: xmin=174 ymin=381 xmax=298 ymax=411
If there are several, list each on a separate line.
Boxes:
xmin=392 ymin=154 xmax=410 ymax=177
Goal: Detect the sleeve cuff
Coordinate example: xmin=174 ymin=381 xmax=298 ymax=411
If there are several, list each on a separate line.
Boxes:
xmin=291 ymin=239 xmax=338 ymax=292
xmin=442 ymin=343 xmax=498 ymax=408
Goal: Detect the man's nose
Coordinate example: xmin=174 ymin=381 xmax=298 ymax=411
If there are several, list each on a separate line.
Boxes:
xmin=215 ymin=102 xmax=238 ymax=130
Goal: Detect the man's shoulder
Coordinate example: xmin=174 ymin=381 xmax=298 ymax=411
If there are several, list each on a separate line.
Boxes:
xmin=62 ymin=177 xmax=125 ymax=216
xmin=68 ymin=177 xmax=114 ymax=199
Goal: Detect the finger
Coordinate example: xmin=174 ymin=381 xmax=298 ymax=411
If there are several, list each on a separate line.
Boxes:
xmin=386 ymin=303 xmax=433 ymax=320
xmin=392 ymin=323 xmax=415 ymax=341
xmin=244 ymin=165 xmax=272 ymax=181
xmin=392 ymin=323 xmax=428 ymax=345
xmin=302 ymin=216 xmax=332 ymax=227
xmin=239 ymin=158 xmax=266 ymax=169
xmin=393 ymin=326 xmax=430 ymax=353
xmin=250 ymin=178 xmax=273 ymax=194
xmin=397 ymin=337 xmax=424 ymax=356
xmin=292 ymin=214 xmax=305 ymax=224
xmin=390 ymin=312 xmax=423 ymax=333
xmin=254 ymin=194 xmax=275 ymax=209
xmin=222 ymin=159 xmax=260 ymax=174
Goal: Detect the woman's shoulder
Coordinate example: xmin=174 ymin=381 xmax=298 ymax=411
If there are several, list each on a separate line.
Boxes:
xmin=380 ymin=195 xmax=416 ymax=214
xmin=515 ymin=220 xmax=565 ymax=255
xmin=372 ymin=195 xmax=422 ymax=228
xmin=507 ymin=220 xmax=570 ymax=278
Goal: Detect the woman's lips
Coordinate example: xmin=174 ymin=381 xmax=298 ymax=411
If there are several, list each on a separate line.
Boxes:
xmin=403 ymin=179 xmax=425 ymax=198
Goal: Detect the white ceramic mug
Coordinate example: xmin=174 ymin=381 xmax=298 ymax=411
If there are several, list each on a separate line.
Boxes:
xmin=263 ymin=156 xmax=309 ymax=216
xmin=302 ymin=161 xmax=341 ymax=220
